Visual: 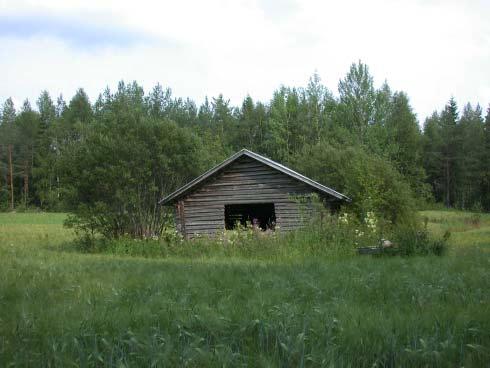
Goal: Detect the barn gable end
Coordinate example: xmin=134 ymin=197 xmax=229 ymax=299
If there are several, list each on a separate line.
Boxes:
xmin=160 ymin=149 xmax=350 ymax=238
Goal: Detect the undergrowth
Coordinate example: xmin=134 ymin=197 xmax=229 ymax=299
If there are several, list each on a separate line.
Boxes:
xmin=73 ymin=212 xmax=449 ymax=260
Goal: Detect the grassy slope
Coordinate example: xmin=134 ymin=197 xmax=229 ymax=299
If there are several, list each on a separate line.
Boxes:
xmin=0 ymin=212 xmax=489 ymax=367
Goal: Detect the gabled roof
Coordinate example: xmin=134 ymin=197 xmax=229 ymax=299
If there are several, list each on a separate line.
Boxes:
xmin=159 ymin=149 xmax=351 ymax=205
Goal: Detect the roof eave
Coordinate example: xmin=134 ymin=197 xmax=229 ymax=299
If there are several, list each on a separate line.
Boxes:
xmin=159 ymin=149 xmax=351 ymax=205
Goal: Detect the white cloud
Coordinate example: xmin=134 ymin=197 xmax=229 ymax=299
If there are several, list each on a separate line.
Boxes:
xmin=1 ymin=0 xmax=489 ymax=120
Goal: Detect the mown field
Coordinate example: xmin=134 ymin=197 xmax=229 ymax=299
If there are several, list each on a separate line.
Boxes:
xmin=0 ymin=211 xmax=489 ymax=367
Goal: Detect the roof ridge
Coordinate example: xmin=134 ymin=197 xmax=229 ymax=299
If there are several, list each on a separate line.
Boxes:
xmin=159 ymin=148 xmax=350 ymax=205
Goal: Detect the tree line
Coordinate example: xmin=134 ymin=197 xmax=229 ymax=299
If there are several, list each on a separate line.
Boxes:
xmin=0 ymin=61 xmax=489 ymax=235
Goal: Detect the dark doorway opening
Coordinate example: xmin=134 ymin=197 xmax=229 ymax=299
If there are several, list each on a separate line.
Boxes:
xmin=225 ymin=203 xmax=276 ymax=230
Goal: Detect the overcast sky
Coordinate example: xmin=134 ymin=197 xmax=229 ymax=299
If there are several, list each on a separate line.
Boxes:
xmin=1 ymin=0 xmax=489 ymax=122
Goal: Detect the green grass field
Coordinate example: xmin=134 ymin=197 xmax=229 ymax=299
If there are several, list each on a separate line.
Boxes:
xmin=0 ymin=211 xmax=489 ymax=367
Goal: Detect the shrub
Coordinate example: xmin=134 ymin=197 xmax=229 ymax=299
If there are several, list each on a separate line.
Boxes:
xmin=290 ymin=142 xmax=417 ymax=225
xmin=58 ymin=108 xmax=222 ymax=240
xmin=69 ymin=206 xmax=448 ymax=259
xmin=391 ymin=225 xmax=448 ymax=256
xmin=77 ymin=212 xmax=380 ymax=260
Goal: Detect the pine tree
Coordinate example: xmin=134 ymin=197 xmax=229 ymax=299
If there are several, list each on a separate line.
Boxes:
xmin=16 ymin=100 xmax=40 ymax=207
xmin=456 ymin=103 xmax=485 ymax=209
xmin=0 ymin=99 xmax=17 ymax=208
xmin=235 ymin=95 xmax=257 ymax=150
xmin=1 ymin=98 xmax=16 ymax=126
xmin=146 ymin=84 xmax=171 ymax=119
xmin=211 ymin=94 xmax=235 ymax=146
xmin=198 ymin=97 xmax=213 ymax=128
xmin=55 ymin=94 xmax=67 ymax=118
xmin=36 ymin=91 xmax=56 ymax=152
xmin=423 ymin=112 xmax=444 ymax=202
xmin=64 ymin=88 xmax=93 ymax=125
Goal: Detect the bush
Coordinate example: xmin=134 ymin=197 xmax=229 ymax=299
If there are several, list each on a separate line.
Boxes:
xmin=69 ymin=207 xmax=448 ymax=259
xmin=75 ymin=213 xmax=367 ymax=260
xmin=391 ymin=225 xmax=448 ymax=256
xmin=290 ymin=142 xmax=417 ymax=225
xmin=59 ymin=116 xmax=216 ymax=239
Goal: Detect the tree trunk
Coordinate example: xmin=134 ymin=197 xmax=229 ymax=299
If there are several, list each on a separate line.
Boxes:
xmin=24 ymin=160 xmax=29 ymax=207
xmin=0 ymin=145 xmax=2 ymax=204
xmin=8 ymin=144 xmax=14 ymax=210
xmin=445 ymin=158 xmax=450 ymax=208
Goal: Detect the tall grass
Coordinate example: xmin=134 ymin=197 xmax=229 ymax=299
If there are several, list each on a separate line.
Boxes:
xmin=0 ymin=211 xmax=489 ymax=366
xmin=77 ymin=212 xmax=449 ymax=261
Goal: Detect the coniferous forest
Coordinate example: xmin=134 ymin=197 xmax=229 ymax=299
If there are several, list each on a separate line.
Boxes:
xmin=1 ymin=61 xmax=489 ymax=235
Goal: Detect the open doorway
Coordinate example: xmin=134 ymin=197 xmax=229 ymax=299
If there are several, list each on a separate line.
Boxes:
xmin=225 ymin=203 xmax=276 ymax=230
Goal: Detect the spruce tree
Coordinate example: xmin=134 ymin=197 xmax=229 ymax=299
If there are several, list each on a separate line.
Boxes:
xmin=439 ymin=98 xmax=460 ymax=207
xmin=423 ymin=112 xmax=444 ymax=203
xmin=457 ymin=103 xmax=485 ymax=209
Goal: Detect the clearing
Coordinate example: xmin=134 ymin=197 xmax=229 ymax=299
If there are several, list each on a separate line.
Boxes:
xmin=0 ymin=211 xmax=489 ymax=366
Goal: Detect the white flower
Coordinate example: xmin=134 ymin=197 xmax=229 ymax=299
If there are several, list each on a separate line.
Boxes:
xmin=364 ymin=211 xmax=378 ymax=232
xmin=339 ymin=213 xmax=349 ymax=224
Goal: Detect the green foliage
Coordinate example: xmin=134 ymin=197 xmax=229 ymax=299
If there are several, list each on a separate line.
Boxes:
xmin=73 ymin=223 xmax=357 ymax=261
xmin=338 ymin=60 xmax=376 ymax=136
xmin=391 ymin=225 xmax=448 ymax=256
xmin=423 ymin=101 xmax=488 ymax=211
xmin=60 ymin=117 xmax=209 ymax=238
xmin=1 ymin=60 xmax=489 ymax=219
xmin=291 ymin=142 xmax=416 ymax=225
xmin=75 ymin=207 xmax=449 ymax=261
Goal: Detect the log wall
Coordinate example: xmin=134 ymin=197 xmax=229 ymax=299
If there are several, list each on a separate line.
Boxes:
xmin=174 ymin=157 xmax=324 ymax=238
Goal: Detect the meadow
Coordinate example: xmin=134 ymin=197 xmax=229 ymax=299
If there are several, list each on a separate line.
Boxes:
xmin=0 ymin=211 xmax=489 ymax=367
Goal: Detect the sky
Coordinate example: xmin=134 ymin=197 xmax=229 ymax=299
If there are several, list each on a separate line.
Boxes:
xmin=1 ymin=0 xmax=489 ymax=122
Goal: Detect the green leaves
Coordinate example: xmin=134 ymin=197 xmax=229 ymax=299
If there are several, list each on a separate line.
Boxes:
xmin=58 ymin=95 xmax=209 ymax=239
xmin=291 ymin=142 xmax=416 ymax=225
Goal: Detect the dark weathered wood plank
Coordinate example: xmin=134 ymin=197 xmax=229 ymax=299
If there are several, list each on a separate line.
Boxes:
xmin=187 ymin=225 xmax=223 ymax=231
xmin=172 ymin=154 xmax=335 ymax=237
xmin=196 ymin=184 xmax=307 ymax=193
xmin=218 ymin=172 xmax=285 ymax=180
xmin=189 ymin=189 xmax=304 ymax=198
xmin=184 ymin=195 xmax=296 ymax=204
xmin=206 ymin=177 xmax=305 ymax=187
xmin=182 ymin=209 xmax=223 ymax=216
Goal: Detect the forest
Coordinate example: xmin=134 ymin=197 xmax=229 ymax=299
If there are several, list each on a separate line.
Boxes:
xmin=1 ymin=61 xmax=489 ymax=237
xmin=1 ymin=62 xmax=490 ymax=367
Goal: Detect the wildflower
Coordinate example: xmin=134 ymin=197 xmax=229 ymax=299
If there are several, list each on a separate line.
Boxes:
xmin=365 ymin=211 xmax=377 ymax=233
xmin=339 ymin=213 xmax=349 ymax=225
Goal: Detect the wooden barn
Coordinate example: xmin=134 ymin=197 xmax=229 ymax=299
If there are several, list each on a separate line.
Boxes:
xmin=159 ymin=149 xmax=350 ymax=238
